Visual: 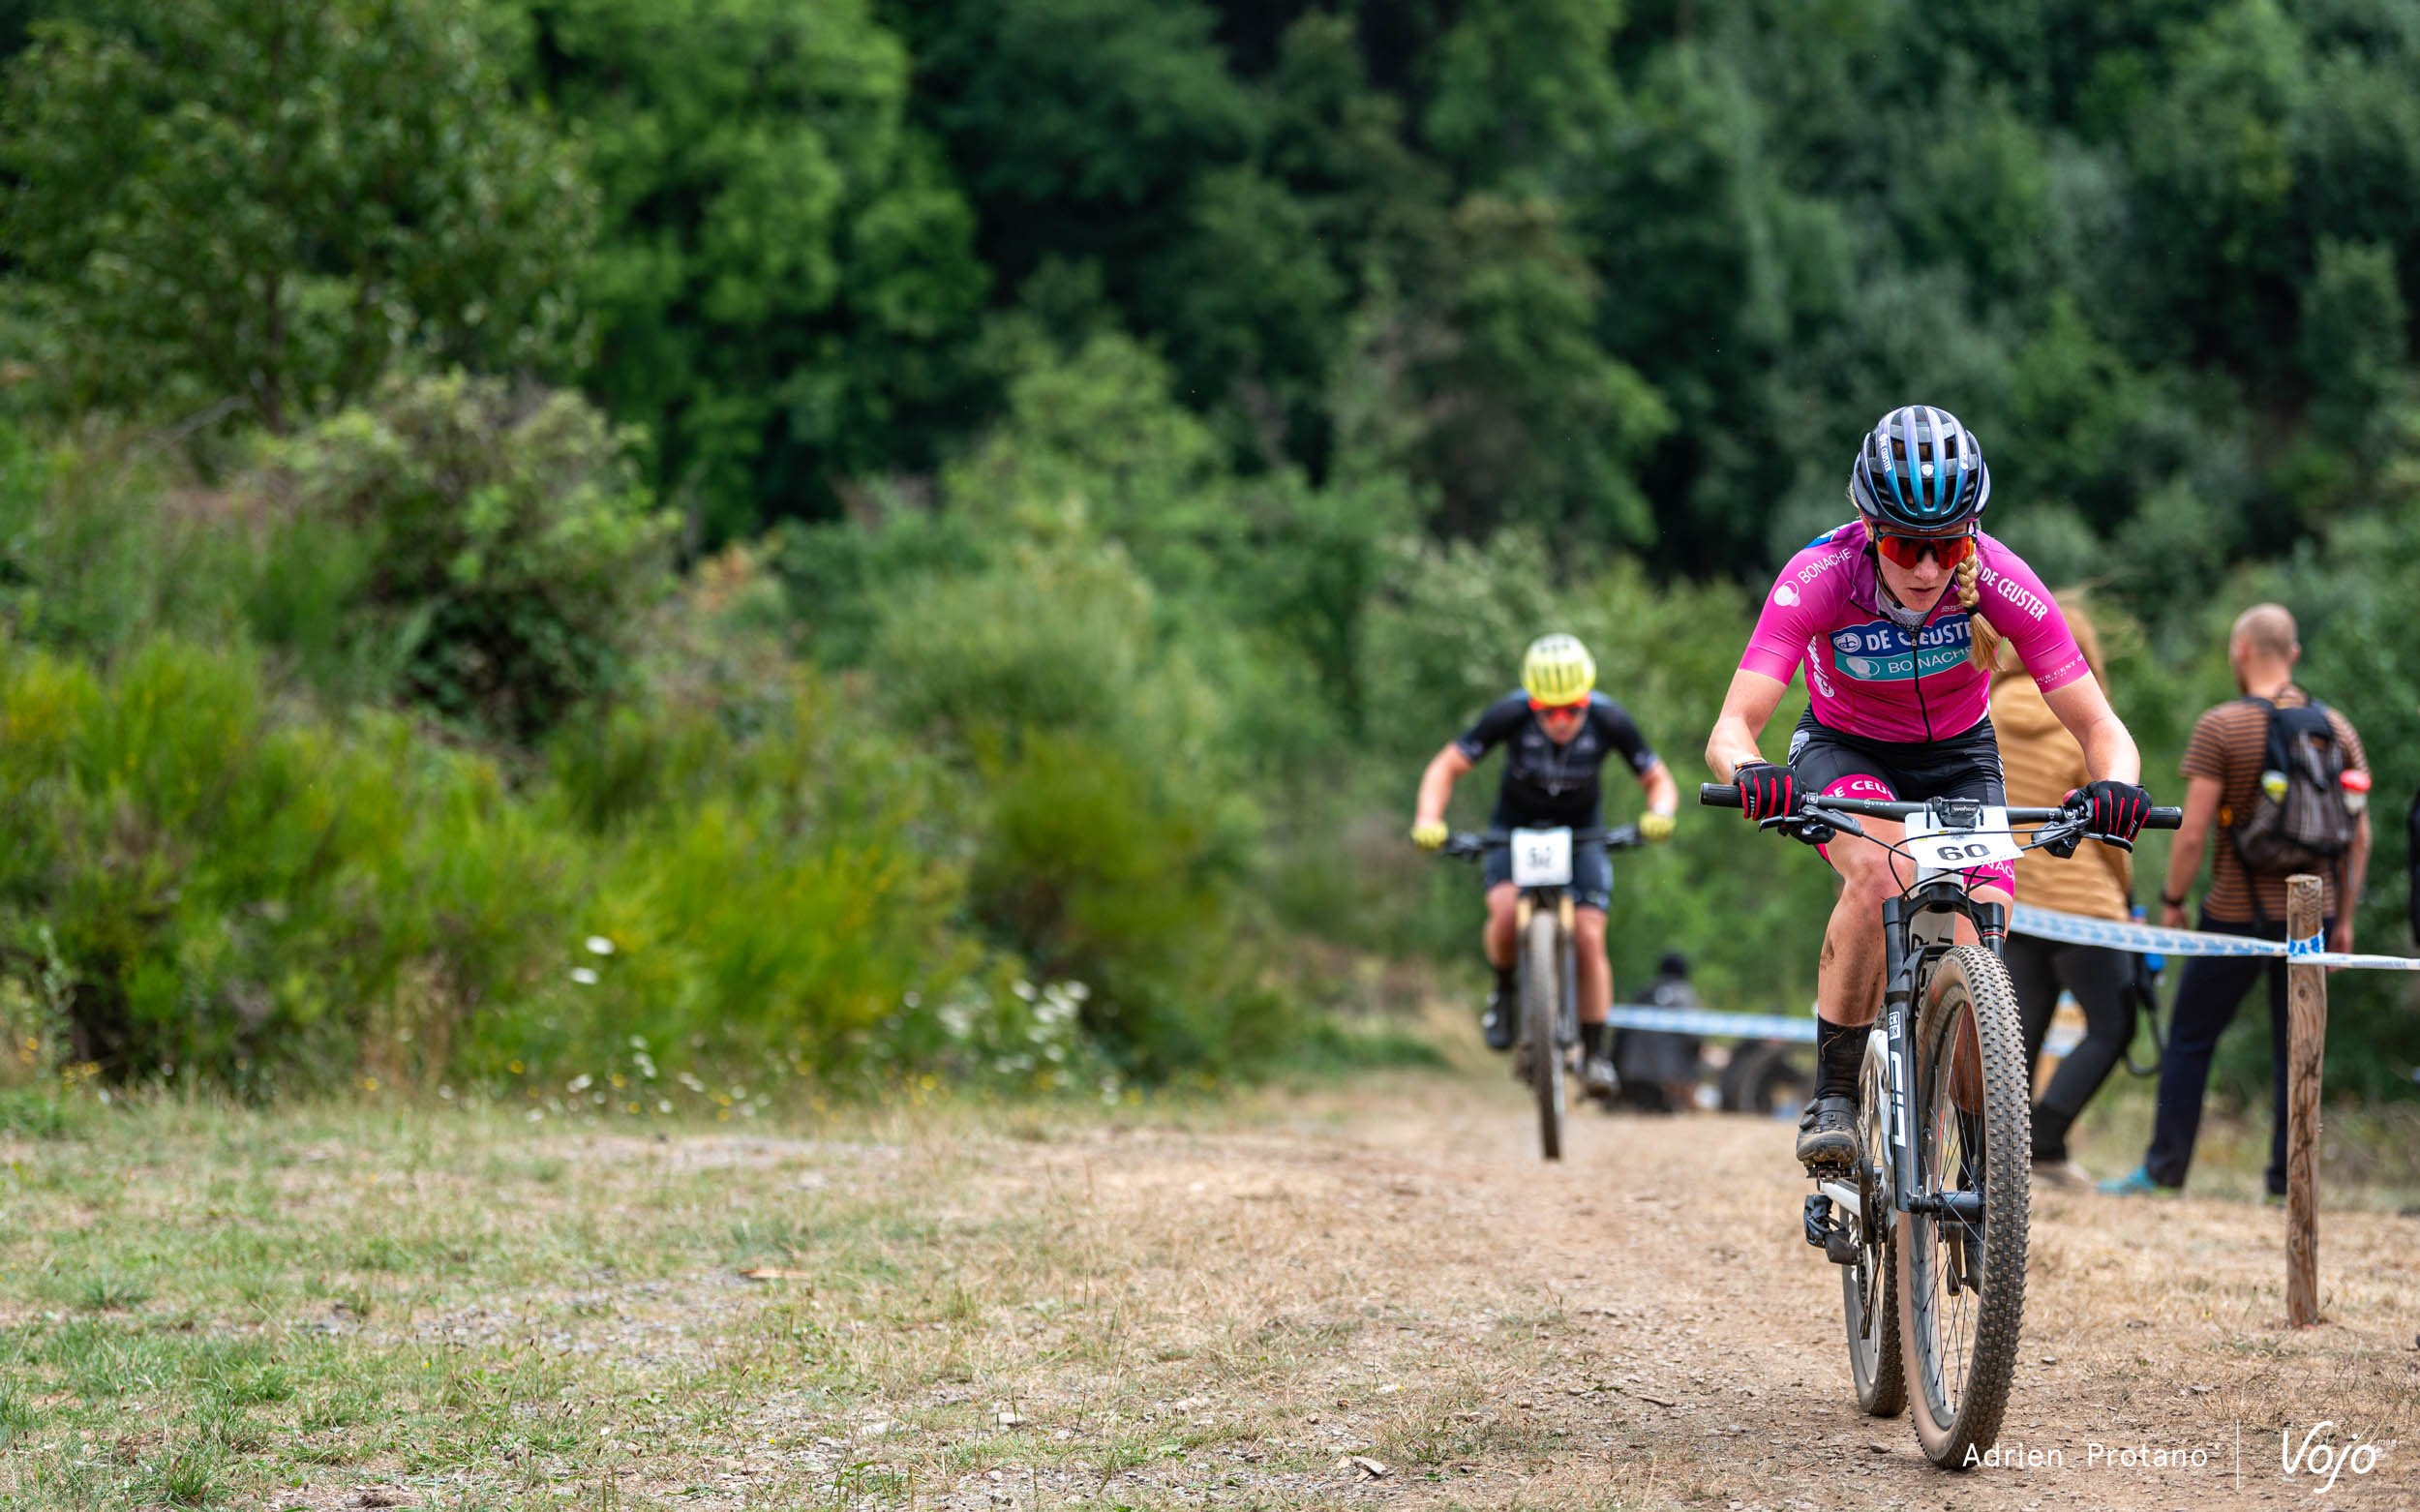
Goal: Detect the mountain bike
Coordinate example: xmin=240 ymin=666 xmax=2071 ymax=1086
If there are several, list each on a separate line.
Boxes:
xmin=1698 ymin=785 xmax=2178 ymax=1467
xmin=1436 ymin=825 xmax=1645 ymax=1162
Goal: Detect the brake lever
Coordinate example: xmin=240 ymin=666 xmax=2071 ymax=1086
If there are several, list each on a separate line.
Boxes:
xmin=1789 ymin=806 xmax=1862 ymax=839
xmin=1759 ymin=814 xmax=1836 ymax=847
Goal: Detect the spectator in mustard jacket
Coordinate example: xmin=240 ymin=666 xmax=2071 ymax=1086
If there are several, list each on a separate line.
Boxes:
xmin=1991 ymin=591 xmax=2133 ymax=1188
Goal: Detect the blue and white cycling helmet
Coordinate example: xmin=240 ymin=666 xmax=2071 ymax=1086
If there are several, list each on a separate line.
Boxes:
xmin=1849 ymin=405 xmax=1990 ymax=531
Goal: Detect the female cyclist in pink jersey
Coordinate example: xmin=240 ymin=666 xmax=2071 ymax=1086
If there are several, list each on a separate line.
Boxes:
xmin=1702 ymin=406 xmax=2156 ymax=1172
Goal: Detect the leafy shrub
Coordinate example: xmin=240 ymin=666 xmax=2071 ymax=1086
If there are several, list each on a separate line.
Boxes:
xmin=501 ymin=669 xmax=985 ymax=1076
xmin=866 ymin=542 xmax=1277 ymax=1073
xmin=0 ymin=623 xmax=1000 ymax=1091
xmin=0 ymin=638 xmax=576 ymax=1083
xmin=270 ymin=373 xmax=675 ymax=740
xmin=0 ymin=422 xmax=264 ymax=659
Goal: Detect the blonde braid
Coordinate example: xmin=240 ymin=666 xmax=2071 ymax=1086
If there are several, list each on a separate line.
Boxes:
xmin=1957 ymin=555 xmax=2005 ymax=671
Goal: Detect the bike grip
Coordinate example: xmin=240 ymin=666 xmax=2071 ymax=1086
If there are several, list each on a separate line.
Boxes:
xmin=1699 ymin=782 xmax=1742 ymax=808
xmin=2145 ymin=807 xmax=2183 ymax=830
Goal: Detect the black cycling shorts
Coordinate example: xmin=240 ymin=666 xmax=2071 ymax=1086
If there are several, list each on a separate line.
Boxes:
xmin=1482 ymin=833 xmax=1613 ymax=912
xmin=1785 ymin=710 xmax=2006 ymax=806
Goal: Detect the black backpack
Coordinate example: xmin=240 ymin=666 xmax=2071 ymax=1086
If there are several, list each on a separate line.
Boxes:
xmin=2226 ymin=696 xmax=2357 ymax=884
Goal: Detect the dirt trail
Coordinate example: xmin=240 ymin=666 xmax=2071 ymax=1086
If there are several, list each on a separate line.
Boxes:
xmin=873 ymin=1074 xmax=2418 ymax=1511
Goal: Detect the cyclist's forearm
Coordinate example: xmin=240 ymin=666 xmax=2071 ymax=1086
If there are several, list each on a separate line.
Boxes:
xmin=1704 ymin=715 xmax=1769 ymax=782
xmin=1706 ymin=669 xmax=1786 ymax=781
xmin=2076 ymin=718 xmax=2141 ymax=785
xmin=2042 ymin=677 xmax=2141 ymax=784
xmin=1639 ymin=761 xmax=1679 ymax=816
xmin=1414 ymin=746 xmax=1470 ymax=824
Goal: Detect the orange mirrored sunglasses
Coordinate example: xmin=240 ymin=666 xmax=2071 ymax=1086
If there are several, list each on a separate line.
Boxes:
xmin=1873 ymin=530 xmax=1977 ymax=570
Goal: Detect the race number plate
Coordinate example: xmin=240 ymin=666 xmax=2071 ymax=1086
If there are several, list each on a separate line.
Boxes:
xmin=1903 ymin=817 xmax=2023 ymax=872
xmin=1509 ymin=828 xmax=1575 ymax=887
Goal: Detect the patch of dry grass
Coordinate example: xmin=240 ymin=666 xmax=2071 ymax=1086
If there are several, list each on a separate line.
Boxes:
xmin=0 ymin=1069 xmax=2410 ymax=1510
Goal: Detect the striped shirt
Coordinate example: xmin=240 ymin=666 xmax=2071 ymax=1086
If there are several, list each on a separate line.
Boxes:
xmin=2180 ymin=688 xmax=2367 ymax=922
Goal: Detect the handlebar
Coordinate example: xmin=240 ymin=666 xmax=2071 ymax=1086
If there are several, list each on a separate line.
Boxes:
xmin=1436 ymin=825 xmax=1646 ymax=860
xmin=1696 ymin=782 xmax=2183 ymax=830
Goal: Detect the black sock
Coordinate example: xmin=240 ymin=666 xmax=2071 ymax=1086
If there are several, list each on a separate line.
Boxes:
xmin=1580 ymin=1021 xmax=1608 ymax=1061
xmin=1815 ymin=1017 xmax=1864 ymax=1103
xmin=1492 ymin=962 xmax=1514 ymax=994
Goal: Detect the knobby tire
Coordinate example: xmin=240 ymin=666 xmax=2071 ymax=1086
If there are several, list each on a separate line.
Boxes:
xmin=1522 ymin=910 xmax=1564 ymax=1162
xmin=1896 ymin=944 xmax=2029 ymax=1468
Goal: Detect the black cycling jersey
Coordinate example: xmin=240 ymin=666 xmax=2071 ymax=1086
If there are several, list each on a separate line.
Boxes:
xmin=1455 ymin=690 xmax=1659 ymax=829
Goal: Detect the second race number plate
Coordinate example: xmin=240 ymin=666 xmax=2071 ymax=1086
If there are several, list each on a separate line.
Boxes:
xmin=1509 ymin=828 xmax=1575 ymax=887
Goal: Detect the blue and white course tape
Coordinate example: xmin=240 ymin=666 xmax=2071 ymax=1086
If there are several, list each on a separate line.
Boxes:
xmin=1588 ymin=905 xmax=2419 ymax=1045
xmin=1597 ymin=1005 xmax=1816 ymax=1042
xmin=2011 ymin=904 xmax=2420 ymax=971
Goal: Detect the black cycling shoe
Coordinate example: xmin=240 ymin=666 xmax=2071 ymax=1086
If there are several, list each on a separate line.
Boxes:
xmin=1480 ymin=982 xmax=1517 ymax=1051
xmin=1795 ymin=1094 xmax=1860 ymax=1173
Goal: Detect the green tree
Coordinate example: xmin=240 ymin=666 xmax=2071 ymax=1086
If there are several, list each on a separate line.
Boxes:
xmin=526 ymin=0 xmax=988 ymax=541
xmin=2299 ymin=237 xmax=2409 ymax=457
xmin=1343 ymin=195 xmax=1672 ymax=548
xmin=0 ymin=0 xmax=593 ymax=432
xmin=1422 ymin=0 xmax=1624 ymax=193
xmin=901 ymin=0 xmax=1258 ymax=287
xmin=2119 ymin=0 xmax=2310 ymax=377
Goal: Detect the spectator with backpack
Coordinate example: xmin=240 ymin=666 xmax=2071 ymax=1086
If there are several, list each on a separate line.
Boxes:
xmin=2103 ymin=604 xmax=2374 ymax=1197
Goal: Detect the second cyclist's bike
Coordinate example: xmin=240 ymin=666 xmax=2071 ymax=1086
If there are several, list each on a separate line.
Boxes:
xmin=1699 ymin=785 xmax=2177 ymax=1467
xmin=1436 ymin=825 xmax=1643 ymax=1162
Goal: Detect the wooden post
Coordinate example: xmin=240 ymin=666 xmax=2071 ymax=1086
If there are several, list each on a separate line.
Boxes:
xmin=2285 ymin=873 xmax=2325 ymax=1327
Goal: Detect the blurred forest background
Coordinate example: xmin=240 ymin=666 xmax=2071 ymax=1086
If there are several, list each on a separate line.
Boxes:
xmin=0 ymin=0 xmax=2414 ymax=1109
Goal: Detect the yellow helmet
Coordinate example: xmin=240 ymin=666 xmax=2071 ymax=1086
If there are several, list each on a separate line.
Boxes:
xmin=1521 ymin=634 xmax=1595 ymax=705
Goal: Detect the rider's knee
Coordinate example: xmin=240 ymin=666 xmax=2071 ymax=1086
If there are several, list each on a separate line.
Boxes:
xmin=1836 ymin=850 xmax=1898 ymax=908
xmin=1573 ymin=909 xmax=1608 ymax=948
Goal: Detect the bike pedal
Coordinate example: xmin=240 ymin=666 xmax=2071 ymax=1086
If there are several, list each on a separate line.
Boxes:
xmin=1803 ymin=1193 xmax=1861 ymax=1265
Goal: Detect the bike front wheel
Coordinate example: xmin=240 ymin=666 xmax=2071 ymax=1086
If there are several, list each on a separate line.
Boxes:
xmin=1894 ymin=943 xmax=2030 ymax=1467
xmin=1520 ymin=909 xmax=1565 ymax=1162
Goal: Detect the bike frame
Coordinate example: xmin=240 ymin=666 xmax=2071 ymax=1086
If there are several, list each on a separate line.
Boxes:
xmin=1853 ymin=879 xmax=2000 ymax=1229
xmin=1773 ymin=792 xmax=2170 ymax=1233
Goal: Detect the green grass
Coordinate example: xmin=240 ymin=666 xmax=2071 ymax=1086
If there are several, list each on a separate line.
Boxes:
xmin=0 ymin=1089 xmax=1289 ymax=1508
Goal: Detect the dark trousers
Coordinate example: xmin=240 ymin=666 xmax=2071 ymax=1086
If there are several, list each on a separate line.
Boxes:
xmin=2143 ymin=913 xmax=2329 ymax=1194
xmin=2004 ymin=934 xmax=2134 ymax=1139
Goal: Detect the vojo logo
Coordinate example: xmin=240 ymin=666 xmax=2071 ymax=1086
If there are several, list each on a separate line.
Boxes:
xmin=1828 ymin=618 xmax=1972 ymax=682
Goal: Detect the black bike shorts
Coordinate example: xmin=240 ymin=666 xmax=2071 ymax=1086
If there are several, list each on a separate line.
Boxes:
xmin=1784 ymin=710 xmax=2006 ymax=805
xmin=1785 ymin=711 xmax=2012 ymax=891
xmin=1482 ymin=833 xmax=1613 ymax=912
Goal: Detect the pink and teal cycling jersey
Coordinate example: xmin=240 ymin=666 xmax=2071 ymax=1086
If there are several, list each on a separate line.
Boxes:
xmin=1741 ymin=520 xmax=2089 ymax=743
